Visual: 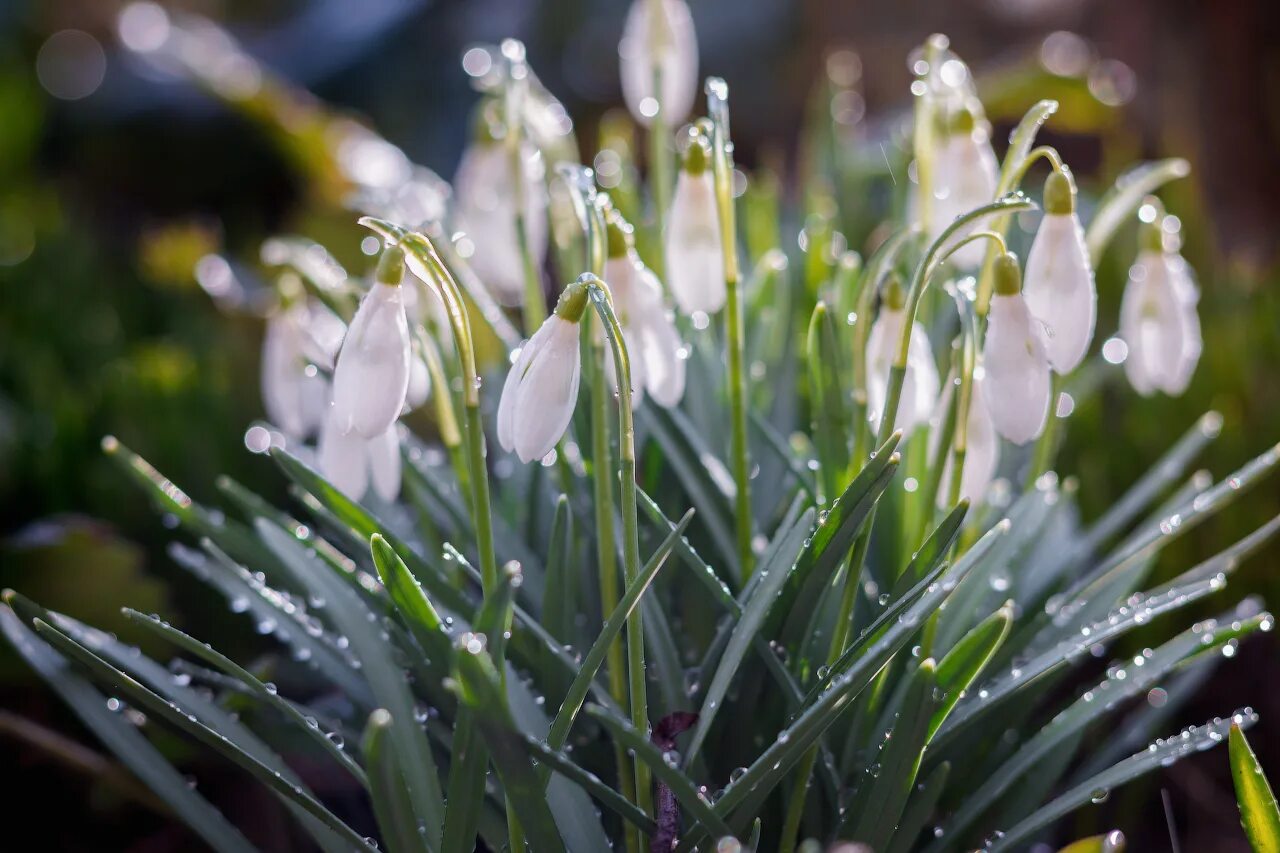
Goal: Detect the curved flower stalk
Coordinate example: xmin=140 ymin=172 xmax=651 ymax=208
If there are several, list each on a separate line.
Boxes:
xmin=261 ymin=293 xmax=343 ymax=437
xmin=619 ymin=0 xmax=699 ymax=128
xmin=330 ymin=247 xmax=412 ymax=439
xmin=932 ymin=107 xmax=1000 ymax=268
xmin=1023 ymin=169 xmax=1097 ymax=372
xmin=451 ymin=104 xmax=549 ymax=308
xmin=1120 ymin=216 xmax=1202 ymax=396
xmin=497 ymin=286 xmax=586 ymax=463
xmin=603 ymin=211 xmax=687 ymax=407
xmin=665 ymin=129 xmax=725 ymax=315
xmin=982 ymin=252 xmax=1052 ymax=445
xmin=318 ymin=412 xmax=401 ymax=502
xmin=866 ymin=275 xmax=940 ymax=435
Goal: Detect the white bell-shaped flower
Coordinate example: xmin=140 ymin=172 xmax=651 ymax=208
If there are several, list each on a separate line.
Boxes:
xmin=330 ymin=247 xmax=412 ymax=439
xmin=665 ymin=140 xmax=725 ymax=316
xmin=497 ymin=282 xmax=586 ymax=463
xmin=1023 ymin=170 xmax=1096 ymax=372
xmin=317 ymin=408 xmax=401 ymax=502
xmin=405 ymin=348 xmax=432 ymax=411
xmin=866 ymin=277 xmax=940 ymax=435
xmin=604 ymin=218 xmax=687 ymax=407
xmin=1120 ymin=223 xmax=1202 ymax=396
xmin=618 ymin=0 xmax=699 ymax=127
xmin=261 ymin=301 xmax=329 ymax=437
xmin=452 ymin=134 xmax=548 ymax=306
xmin=932 ymin=109 xmax=999 ymax=268
xmin=982 ymin=253 xmax=1051 ymax=445
xmin=935 ymin=369 xmax=1000 ymax=509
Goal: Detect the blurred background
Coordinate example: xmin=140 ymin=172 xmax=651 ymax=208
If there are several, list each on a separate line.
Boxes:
xmin=1 ymin=0 xmax=1278 ymax=849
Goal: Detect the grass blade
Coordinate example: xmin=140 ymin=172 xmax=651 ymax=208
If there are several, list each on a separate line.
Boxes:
xmin=929 ymin=602 xmax=1012 ymax=739
xmin=1231 ymin=723 xmax=1280 ymax=853
xmin=364 ymin=709 xmax=432 ymax=853
xmin=807 ymin=301 xmax=850 ymax=503
xmin=884 ymin=761 xmax=950 ymax=853
xmin=520 ymin=734 xmax=658 ymax=836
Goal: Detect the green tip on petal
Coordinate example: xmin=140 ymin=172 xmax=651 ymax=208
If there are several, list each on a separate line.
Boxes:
xmin=1044 ymin=169 xmax=1076 ymax=215
xmin=883 ymin=274 xmax=907 ymax=310
xmin=553 ymin=280 xmax=590 ymax=323
xmin=682 ymin=135 xmax=710 ymax=175
xmin=993 ymin=252 xmax=1022 ymax=296
xmin=1139 ymin=217 xmax=1166 ymax=254
xmin=605 ymin=211 xmax=634 ymax=258
xmin=950 ymin=105 xmax=977 ymax=136
xmin=375 ymin=245 xmax=405 ymax=286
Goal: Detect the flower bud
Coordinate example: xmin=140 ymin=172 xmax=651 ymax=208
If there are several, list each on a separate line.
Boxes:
xmin=982 ymin=254 xmax=1051 ymax=444
xmin=1023 ymin=170 xmax=1096 ymax=372
xmin=931 ymin=107 xmax=999 ymax=267
xmin=866 ymin=276 xmax=940 ymax=435
xmin=665 ymin=139 xmax=725 ymax=315
xmin=1119 ymin=223 xmax=1201 ymax=397
xmin=619 ymin=0 xmax=699 ymax=127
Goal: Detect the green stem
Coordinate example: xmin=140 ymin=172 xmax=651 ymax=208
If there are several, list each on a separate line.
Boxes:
xmin=1026 ymin=372 xmax=1065 ymax=489
xmin=706 ymin=77 xmax=754 ymax=581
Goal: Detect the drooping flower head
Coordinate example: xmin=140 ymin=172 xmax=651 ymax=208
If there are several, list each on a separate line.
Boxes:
xmin=497 ymin=281 xmax=587 ymax=463
xmin=931 ymin=105 xmax=999 ymax=268
xmin=866 ymin=274 xmax=940 ymax=435
xmin=982 ymin=252 xmax=1051 ymax=445
xmin=261 ymin=276 xmax=342 ymax=438
xmin=935 ymin=368 xmax=1000 ymax=509
xmin=665 ymin=131 xmax=726 ymax=316
xmin=318 ymin=411 xmax=401 ymax=503
xmin=619 ymin=0 xmax=699 ymax=127
xmin=330 ymin=246 xmax=412 ymax=439
xmin=1120 ymin=215 xmax=1202 ymax=396
xmin=1023 ymin=168 xmax=1097 ymax=373
xmin=452 ymin=99 xmax=549 ymax=306
xmin=604 ymin=210 xmax=687 ymax=408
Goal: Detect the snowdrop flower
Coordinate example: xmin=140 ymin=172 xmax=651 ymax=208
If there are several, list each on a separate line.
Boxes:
xmin=935 ymin=369 xmax=999 ymax=509
xmin=1120 ymin=221 xmax=1202 ymax=396
xmin=866 ymin=275 xmax=940 ymax=435
xmin=665 ymin=137 xmax=725 ymax=315
xmin=261 ymin=299 xmax=331 ymax=437
xmin=618 ymin=0 xmax=699 ymax=127
xmin=604 ymin=216 xmax=687 ymax=407
xmin=932 ymin=107 xmax=999 ymax=268
xmin=452 ymin=112 xmax=548 ymax=306
xmin=497 ymin=282 xmax=586 ymax=463
xmin=982 ymin=253 xmax=1051 ymax=445
xmin=405 ymin=345 xmax=432 ymax=411
xmin=1023 ymin=169 xmax=1096 ymax=372
xmin=330 ymin=246 xmax=412 ymax=439
xmin=317 ymin=410 xmax=401 ymax=502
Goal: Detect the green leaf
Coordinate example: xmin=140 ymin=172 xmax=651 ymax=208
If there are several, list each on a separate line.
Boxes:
xmin=929 ymin=602 xmax=1012 ymax=739
xmin=807 ymin=301 xmax=850 ymax=503
xmin=997 ymin=100 xmax=1059 ymax=195
xmin=453 ymin=640 xmax=567 ymax=853
xmin=1056 ymin=832 xmax=1128 ymax=853
xmin=519 ymin=734 xmax=657 ymax=836
xmin=1084 ymin=158 xmax=1191 ymax=260
xmin=364 ymin=709 xmax=432 ymax=853
xmin=684 ymin=505 xmax=814 ymax=764
xmin=1231 ymin=723 xmax=1280 ymax=853
xmin=257 ymin=521 xmax=446 ymax=851
xmin=121 ymin=608 xmax=369 ymax=788
xmin=845 ymin=658 xmax=939 ymax=850
xmin=982 ymin=712 xmax=1254 ymax=852
xmin=884 ymin=761 xmax=950 ymax=853
xmin=937 ymin=609 xmax=1271 ymax=844
xmin=587 ymin=705 xmax=736 ymax=841
xmin=0 ymin=605 xmax=255 ymax=853
xmin=371 ymin=533 xmax=450 ymax=661
xmin=542 ymin=495 xmax=576 ymax=645
xmin=28 ymin=616 xmax=376 ymax=852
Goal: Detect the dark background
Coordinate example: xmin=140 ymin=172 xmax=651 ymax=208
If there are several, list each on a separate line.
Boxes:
xmin=1 ymin=0 xmax=1278 ymax=849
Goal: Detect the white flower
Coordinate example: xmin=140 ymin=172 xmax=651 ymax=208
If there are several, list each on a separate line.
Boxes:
xmin=932 ymin=115 xmax=998 ymax=268
xmin=497 ymin=286 xmax=586 ymax=463
xmin=261 ymin=302 xmax=330 ymax=437
xmin=618 ymin=0 xmax=699 ymax=127
xmin=452 ymin=139 xmax=548 ymax=306
xmin=318 ymin=409 xmax=401 ymax=502
xmin=982 ymin=255 xmax=1051 ymax=445
xmin=331 ymin=249 xmax=412 ymax=439
xmin=866 ymin=287 xmax=940 ymax=435
xmin=1120 ymin=245 xmax=1201 ymax=397
xmin=405 ymin=348 xmax=431 ymax=411
xmin=665 ymin=154 xmax=725 ymax=315
xmin=604 ymin=252 xmax=687 ymax=408
xmin=935 ymin=370 xmax=999 ymax=509
xmin=1023 ymin=171 xmax=1096 ymax=373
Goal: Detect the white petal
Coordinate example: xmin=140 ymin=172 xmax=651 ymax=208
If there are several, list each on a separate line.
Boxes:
xmin=935 ymin=373 xmax=1000 ymax=509
xmin=665 ymin=171 xmax=725 ymax=315
xmin=619 ymin=0 xmax=699 ymax=127
xmin=300 ymin=301 xmax=346 ymax=370
xmin=635 ymin=267 xmax=686 ymax=407
xmin=406 ymin=351 xmax=431 ymax=410
xmin=865 ymin=308 xmax=904 ymax=430
xmin=982 ymin=293 xmax=1051 ymax=444
xmin=511 ymin=317 xmax=582 ymax=463
xmin=318 ymin=407 xmax=368 ymax=499
xmin=903 ymin=322 xmax=941 ymax=433
xmin=331 ymin=282 xmax=412 ymax=438
xmin=1120 ymin=251 xmax=1185 ymax=396
xmin=1166 ymin=255 xmax=1202 ymax=394
xmin=497 ymin=326 xmax=548 ymax=452
xmin=453 ymin=142 xmax=548 ymax=306
xmin=367 ymin=425 xmax=402 ymax=502
xmin=932 ymin=130 xmax=999 ymax=266
xmin=1023 ymin=212 xmax=1096 ymax=372
xmin=261 ymin=308 xmax=310 ymax=436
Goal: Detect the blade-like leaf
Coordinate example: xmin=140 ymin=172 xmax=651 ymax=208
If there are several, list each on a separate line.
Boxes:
xmin=364 ymin=709 xmax=432 ymax=853
xmin=1231 ymin=723 xmax=1280 ymax=853
xmin=807 ymin=301 xmax=851 ymax=503
xmin=519 ymin=734 xmax=658 ymax=836
xmin=884 ymin=761 xmax=951 ymax=853
xmin=929 ymin=602 xmax=1012 ymax=739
